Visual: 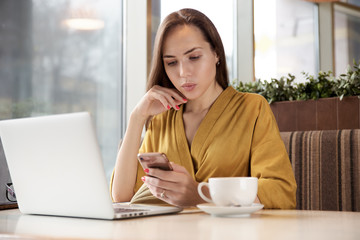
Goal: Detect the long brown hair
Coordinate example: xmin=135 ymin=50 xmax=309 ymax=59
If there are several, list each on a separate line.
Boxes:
xmin=147 ymin=8 xmax=229 ymax=91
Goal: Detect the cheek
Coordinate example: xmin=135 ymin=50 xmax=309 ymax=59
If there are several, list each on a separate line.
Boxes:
xmin=197 ymin=60 xmax=216 ymax=79
xmin=164 ymin=67 xmax=174 ymax=78
xmin=164 ymin=68 xmax=179 ymax=86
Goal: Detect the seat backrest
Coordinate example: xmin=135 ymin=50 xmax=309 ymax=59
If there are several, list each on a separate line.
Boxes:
xmin=280 ymin=130 xmax=360 ymax=211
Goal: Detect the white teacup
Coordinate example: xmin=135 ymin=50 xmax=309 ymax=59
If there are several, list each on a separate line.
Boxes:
xmin=197 ymin=177 xmax=258 ymax=207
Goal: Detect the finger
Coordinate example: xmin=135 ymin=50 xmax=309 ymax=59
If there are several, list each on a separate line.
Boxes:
xmin=160 ymin=92 xmax=180 ymax=110
xmin=146 ymin=184 xmax=164 ymax=199
xmin=145 ymin=176 xmax=197 ymax=207
xmin=157 ymin=87 xmax=187 ymax=107
xmin=145 ymin=169 xmax=176 ymax=183
xmin=158 ymin=188 xmax=176 ymax=202
xmin=160 ymin=87 xmax=187 ymax=102
xmin=146 ymin=168 xmax=190 ymax=193
xmin=148 ymin=90 xmax=174 ymax=110
xmin=157 ymin=91 xmax=185 ymax=110
xmin=143 ymin=175 xmax=180 ymax=194
xmin=145 ymin=177 xmax=175 ymax=198
xmin=170 ymin=162 xmax=191 ymax=175
xmin=149 ymin=89 xmax=178 ymax=110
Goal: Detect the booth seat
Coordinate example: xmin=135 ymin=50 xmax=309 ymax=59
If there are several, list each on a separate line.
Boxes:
xmin=280 ymin=130 xmax=360 ymax=211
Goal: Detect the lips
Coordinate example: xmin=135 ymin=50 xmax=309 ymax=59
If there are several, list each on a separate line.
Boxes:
xmin=181 ymin=83 xmax=196 ymax=91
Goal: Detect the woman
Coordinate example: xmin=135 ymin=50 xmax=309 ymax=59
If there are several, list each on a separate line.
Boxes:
xmin=111 ymin=8 xmax=297 ymax=208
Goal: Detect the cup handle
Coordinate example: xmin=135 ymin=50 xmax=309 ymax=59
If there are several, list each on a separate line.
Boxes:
xmin=197 ymin=182 xmax=212 ymax=203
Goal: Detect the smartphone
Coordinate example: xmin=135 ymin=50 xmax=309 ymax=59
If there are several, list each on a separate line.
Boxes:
xmin=137 ymin=152 xmax=173 ymax=171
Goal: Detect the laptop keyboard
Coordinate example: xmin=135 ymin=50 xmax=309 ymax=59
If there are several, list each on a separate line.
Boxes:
xmin=114 ymin=207 xmax=149 ymax=213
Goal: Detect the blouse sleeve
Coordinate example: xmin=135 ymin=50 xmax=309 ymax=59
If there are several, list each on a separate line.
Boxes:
xmin=250 ymin=97 xmax=297 ymax=209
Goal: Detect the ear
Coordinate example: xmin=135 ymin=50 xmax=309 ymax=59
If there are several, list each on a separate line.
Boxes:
xmin=214 ymin=52 xmax=220 ymax=65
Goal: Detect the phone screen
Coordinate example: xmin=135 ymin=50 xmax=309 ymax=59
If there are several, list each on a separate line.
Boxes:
xmin=137 ymin=152 xmax=173 ymax=171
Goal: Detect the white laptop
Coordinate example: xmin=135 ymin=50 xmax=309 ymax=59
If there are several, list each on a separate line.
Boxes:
xmin=0 ymin=112 xmax=181 ymax=220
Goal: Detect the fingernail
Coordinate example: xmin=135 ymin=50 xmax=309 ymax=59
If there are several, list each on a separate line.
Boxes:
xmin=183 ymin=98 xmax=187 ymax=102
xmin=167 ymin=105 xmax=170 ymax=109
xmin=144 ymin=168 xmax=149 ymax=173
xmin=141 ymin=176 xmax=145 ymax=182
xmin=176 ymin=105 xmax=180 ymax=110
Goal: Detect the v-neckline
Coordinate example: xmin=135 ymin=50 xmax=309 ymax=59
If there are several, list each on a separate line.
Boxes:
xmin=182 ymin=109 xmax=208 ymax=149
xmin=175 ymin=86 xmax=234 ymax=156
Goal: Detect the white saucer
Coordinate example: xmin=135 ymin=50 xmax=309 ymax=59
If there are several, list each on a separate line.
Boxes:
xmin=196 ymin=203 xmax=264 ymax=217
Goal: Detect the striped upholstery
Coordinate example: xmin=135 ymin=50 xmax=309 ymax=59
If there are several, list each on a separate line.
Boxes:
xmin=280 ymin=130 xmax=360 ymax=211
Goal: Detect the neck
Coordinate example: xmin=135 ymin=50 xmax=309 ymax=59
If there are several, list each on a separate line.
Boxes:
xmin=185 ymin=83 xmax=224 ymax=113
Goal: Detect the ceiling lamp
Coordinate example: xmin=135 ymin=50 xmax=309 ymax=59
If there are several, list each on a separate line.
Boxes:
xmin=63 ymin=6 xmax=104 ymax=31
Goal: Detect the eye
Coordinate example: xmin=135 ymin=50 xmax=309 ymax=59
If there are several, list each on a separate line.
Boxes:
xmin=190 ymin=55 xmax=201 ymax=61
xmin=166 ymin=60 xmax=177 ymax=66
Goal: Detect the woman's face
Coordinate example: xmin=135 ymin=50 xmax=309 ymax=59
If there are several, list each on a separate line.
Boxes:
xmin=162 ymin=24 xmax=219 ymax=100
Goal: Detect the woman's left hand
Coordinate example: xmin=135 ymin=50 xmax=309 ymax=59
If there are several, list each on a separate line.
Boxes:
xmin=142 ymin=162 xmax=204 ymax=207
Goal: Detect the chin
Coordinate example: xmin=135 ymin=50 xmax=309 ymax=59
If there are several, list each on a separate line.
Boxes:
xmin=181 ymin=90 xmax=199 ymax=101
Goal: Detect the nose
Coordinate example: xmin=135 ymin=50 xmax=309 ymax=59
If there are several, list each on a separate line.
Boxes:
xmin=179 ymin=62 xmax=190 ymax=78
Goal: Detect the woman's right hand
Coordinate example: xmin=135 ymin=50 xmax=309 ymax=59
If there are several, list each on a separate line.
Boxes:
xmin=133 ymin=85 xmax=187 ymax=120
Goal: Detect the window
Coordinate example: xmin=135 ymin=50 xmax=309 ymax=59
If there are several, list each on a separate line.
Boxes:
xmin=340 ymin=0 xmax=360 ymax=8
xmin=254 ymin=0 xmax=317 ymax=82
xmin=156 ymin=0 xmax=237 ymax=81
xmin=334 ymin=3 xmax=360 ymax=76
xmin=0 ymin=0 xmax=124 ymax=181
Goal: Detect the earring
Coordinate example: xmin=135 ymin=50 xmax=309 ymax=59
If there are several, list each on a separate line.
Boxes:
xmin=216 ymin=61 xmax=220 ymax=66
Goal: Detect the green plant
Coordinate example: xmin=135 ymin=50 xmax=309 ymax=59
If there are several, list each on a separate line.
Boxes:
xmin=233 ymin=79 xmax=264 ymax=94
xmin=335 ymin=60 xmax=360 ymax=100
xmin=262 ymin=74 xmax=297 ymax=104
xmin=299 ymin=71 xmax=337 ymax=100
xmin=232 ymin=60 xmax=360 ymax=103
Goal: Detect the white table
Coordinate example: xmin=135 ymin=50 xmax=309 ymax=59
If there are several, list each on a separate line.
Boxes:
xmin=1 ymin=208 xmax=360 ymax=240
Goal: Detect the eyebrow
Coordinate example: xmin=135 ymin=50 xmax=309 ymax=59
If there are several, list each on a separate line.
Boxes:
xmin=163 ymin=47 xmax=202 ymax=58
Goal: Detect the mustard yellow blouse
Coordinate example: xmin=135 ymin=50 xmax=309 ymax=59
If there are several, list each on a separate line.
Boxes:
xmin=112 ymin=86 xmax=297 ymax=209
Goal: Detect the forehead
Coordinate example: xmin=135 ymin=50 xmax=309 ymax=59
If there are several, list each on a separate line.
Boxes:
xmin=162 ymin=24 xmax=209 ymax=54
